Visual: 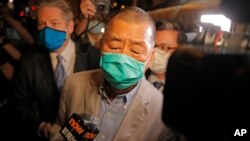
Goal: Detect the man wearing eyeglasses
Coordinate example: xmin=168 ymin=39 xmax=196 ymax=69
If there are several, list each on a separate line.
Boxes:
xmin=147 ymin=19 xmax=181 ymax=92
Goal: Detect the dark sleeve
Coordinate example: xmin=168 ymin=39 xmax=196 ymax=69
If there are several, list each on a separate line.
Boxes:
xmin=10 ymin=53 xmax=42 ymax=135
xmin=86 ymin=43 xmax=100 ymax=70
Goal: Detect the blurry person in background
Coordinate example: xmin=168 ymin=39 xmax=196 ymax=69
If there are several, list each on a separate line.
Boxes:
xmin=0 ymin=0 xmax=35 ymax=53
xmin=50 ymin=7 xmax=175 ymax=141
xmin=0 ymin=29 xmax=21 ymax=139
xmin=75 ymin=0 xmax=106 ymax=49
xmin=72 ymin=0 xmax=105 ymax=70
xmin=147 ymin=19 xmax=181 ymax=92
xmin=10 ymin=0 xmax=87 ymax=140
xmin=162 ymin=0 xmax=250 ymax=140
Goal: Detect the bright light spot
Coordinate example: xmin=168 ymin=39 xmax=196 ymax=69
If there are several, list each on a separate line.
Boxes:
xmin=113 ymin=2 xmax=117 ymax=7
xmin=199 ymin=25 xmax=203 ymax=32
xmin=101 ymin=27 xmax=105 ymax=33
xmin=9 ymin=0 xmax=13 ymax=3
xmin=121 ymin=5 xmax=125 ymax=9
xmin=201 ymin=14 xmax=231 ymax=32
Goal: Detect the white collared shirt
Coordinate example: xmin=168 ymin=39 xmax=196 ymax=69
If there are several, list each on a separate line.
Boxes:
xmin=50 ymin=39 xmax=76 ymax=77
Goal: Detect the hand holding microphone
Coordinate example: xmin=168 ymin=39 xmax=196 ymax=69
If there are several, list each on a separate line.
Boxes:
xmin=60 ymin=113 xmax=99 ymax=141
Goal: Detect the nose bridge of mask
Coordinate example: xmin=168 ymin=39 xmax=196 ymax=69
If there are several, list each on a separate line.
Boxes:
xmin=156 ymin=47 xmax=167 ymax=55
xmin=100 ymin=52 xmax=145 ymax=89
xmin=150 ymin=48 xmax=171 ymax=74
xmin=101 ymin=52 xmax=145 ymax=70
xmin=45 ymin=26 xmax=67 ymax=35
xmin=43 ymin=27 xmax=66 ymax=41
xmin=39 ymin=26 xmax=67 ymax=51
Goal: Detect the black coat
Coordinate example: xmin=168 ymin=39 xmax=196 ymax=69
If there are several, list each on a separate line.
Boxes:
xmin=10 ymin=43 xmax=99 ymax=140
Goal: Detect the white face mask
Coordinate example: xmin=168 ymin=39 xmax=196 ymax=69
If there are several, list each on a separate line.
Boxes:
xmin=150 ymin=48 xmax=171 ymax=74
xmin=88 ymin=19 xmax=105 ymax=34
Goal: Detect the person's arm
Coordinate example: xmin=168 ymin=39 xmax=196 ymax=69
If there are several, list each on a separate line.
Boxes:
xmin=1 ymin=7 xmax=34 ymax=45
xmin=11 ymin=55 xmax=44 ymax=137
xmin=50 ymin=77 xmax=69 ymax=141
xmin=0 ymin=40 xmax=19 ymax=80
xmin=0 ymin=62 xmax=14 ymax=81
xmin=75 ymin=18 xmax=88 ymax=37
xmin=74 ymin=0 xmax=96 ymax=37
xmin=2 ymin=43 xmax=21 ymax=61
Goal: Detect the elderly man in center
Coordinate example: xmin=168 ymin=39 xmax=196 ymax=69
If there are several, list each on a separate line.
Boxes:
xmin=50 ymin=7 xmax=175 ymax=141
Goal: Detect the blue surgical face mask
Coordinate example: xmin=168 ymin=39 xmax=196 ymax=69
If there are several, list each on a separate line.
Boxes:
xmin=100 ymin=52 xmax=145 ymax=89
xmin=38 ymin=26 xmax=66 ymax=51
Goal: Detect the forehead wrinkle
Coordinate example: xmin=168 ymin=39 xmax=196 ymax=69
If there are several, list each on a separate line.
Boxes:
xmin=109 ymin=34 xmax=123 ymax=42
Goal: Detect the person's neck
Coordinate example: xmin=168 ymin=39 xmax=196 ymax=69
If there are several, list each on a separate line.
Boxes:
xmin=104 ymin=80 xmax=137 ymax=101
xmin=154 ymin=73 xmax=166 ymax=81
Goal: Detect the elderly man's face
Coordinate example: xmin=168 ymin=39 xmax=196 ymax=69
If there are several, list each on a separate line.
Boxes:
xmin=102 ymin=19 xmax=155 ymax=69
xmin=37 ymin=6 xmax=73 ymax=36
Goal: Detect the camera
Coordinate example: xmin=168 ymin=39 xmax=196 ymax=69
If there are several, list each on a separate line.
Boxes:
xmin=93 ymin=0 xmax=110 ymax=18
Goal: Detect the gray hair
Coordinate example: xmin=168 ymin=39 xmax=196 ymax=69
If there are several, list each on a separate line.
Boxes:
xmin=105 ymin=7 xmax=156 ymax=47
xmin=37 ymin=0 xmax=74 ymax=23
xmin=155 ymin=19 xmax=181 ymax=31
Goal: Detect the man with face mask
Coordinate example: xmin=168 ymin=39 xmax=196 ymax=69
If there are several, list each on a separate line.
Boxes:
xmin=11 ymin=0 xmax=88 ymax=140
xmin=50 ymin=7 xmax=175 ymax=141
xmin=147 ymin=19 xmax=181 ymax=92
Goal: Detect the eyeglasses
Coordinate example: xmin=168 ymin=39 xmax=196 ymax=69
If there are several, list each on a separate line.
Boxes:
xmin=155 ymin=45 xmax=178 ymax=54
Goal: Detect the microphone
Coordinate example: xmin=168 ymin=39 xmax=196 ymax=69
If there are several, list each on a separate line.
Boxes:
xmin=60 ymin=113 xmax=99 ymax=141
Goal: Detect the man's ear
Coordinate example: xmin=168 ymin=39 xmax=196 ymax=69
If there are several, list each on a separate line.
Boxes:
xmin=68 ymin=20 xmax=74 ymax=34
xmin=145 ymin=48 xmax=155 ymax=72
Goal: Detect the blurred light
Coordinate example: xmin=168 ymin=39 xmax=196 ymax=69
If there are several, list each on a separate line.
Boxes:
xmin=113 ymin=2 xmax=117 ymax=7
xmin=31 ymin=5 xmax=36 ymax=11
xmin=19 ymin=11 xmax=25 ymax=17
xmin=121 ymin=5 xmax=125 ymax=9
xmin=201 ymin=14 xmax=231 ymax=32
xmin=199 ymin=25 xmax=203 ymax=32
xmin=25 ymin=7 xmax=30 ymax=13
xmin=101 ymin=27 xmax=105 ymax=33
xmin=8 ymin=0 xmax=13 ymax=3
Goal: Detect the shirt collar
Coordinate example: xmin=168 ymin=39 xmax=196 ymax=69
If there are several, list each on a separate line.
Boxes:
xmin=50 ymin=39 xmax=73 ymax=61
xmin=98 ymin=80 xmax=141 ymax=107
xmin=60 ymin=39 xmax=73 ymax=62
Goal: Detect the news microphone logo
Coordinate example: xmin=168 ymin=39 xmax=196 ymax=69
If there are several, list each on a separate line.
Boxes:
xmin=60 ymin=113 xmax=99 ymax=141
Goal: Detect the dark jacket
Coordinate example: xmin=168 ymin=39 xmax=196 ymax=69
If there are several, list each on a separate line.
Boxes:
xmin=10 ymin=43 xmax=99 ymax=140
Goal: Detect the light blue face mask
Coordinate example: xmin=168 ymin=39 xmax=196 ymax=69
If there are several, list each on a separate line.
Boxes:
xmin=5 ymin=27 xmax=21 ymax=46
xmin=100 ymin=52 xmax=145 ymax=89
xmin=88 ymin=20 xmax=105 ymax=34
xmin=38 ymin=26 xmax=66 ymax=51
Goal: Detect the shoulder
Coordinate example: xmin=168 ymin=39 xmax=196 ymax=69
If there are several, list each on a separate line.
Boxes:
xmin=65 ymin=69 xmax=102 ymax=88
xmin=20 ymin=47 xmax=49 ymax=62
xmin=18 ymin=47 xmax=50 ymax=70
xmin=139 ymin=77 xmax=163 ymax=102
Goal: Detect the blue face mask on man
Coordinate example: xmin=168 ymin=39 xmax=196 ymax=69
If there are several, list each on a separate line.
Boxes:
xmin=38 ymin=26 xmax=66 ymax=51
xmin=100 ymin=52 xmax=146 ymax=89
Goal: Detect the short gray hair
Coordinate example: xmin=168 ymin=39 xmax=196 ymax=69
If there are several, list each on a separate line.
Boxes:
xmin=105 ymin=7 xmax=156 ymax=47
xmin=37 ymin=0 xmax=74 ymax=23
xmin=155 ymin=19 xmax=181 ymax=31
